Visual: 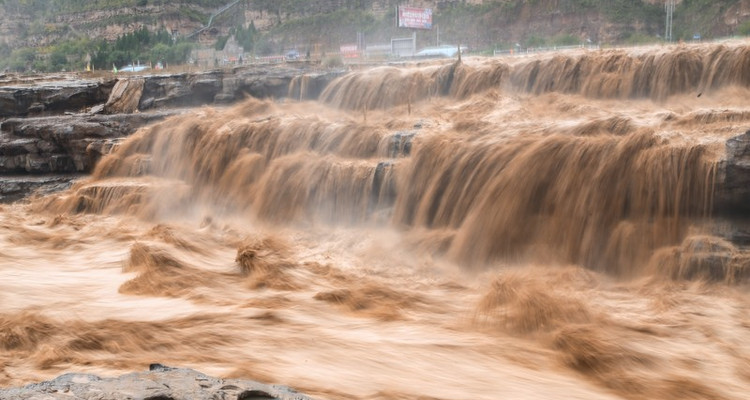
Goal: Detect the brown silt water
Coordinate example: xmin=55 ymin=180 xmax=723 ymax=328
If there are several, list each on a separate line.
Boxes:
xmin=4 ymin=43 xmax=750 ymax=399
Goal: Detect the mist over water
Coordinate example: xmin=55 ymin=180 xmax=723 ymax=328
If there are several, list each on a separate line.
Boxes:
xmin=4 ymin=43 xmax=750 ymax=399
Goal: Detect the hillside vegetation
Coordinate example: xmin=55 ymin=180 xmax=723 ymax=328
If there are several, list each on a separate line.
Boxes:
xmin=0 ymin=0 xmax=748 ymax=72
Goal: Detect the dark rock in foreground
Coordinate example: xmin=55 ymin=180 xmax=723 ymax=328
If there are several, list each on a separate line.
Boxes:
xmin=0 ymin=110 xmax=184 ymax=174
xmin=0 ymin=174 xmax=81 ymax=203
xmin=0 ymin=365 xmax=315 ymax=400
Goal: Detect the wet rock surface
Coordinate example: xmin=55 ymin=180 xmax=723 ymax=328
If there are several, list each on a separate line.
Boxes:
xmin=0 ymin=174 xmax=80 ymax=203
xmin=138 ymin=67 xmax=340 ymax=110
xmin=0 ymin=365 xmax=315 ymax=400
xmin=0 ymin=78 xmax=114 ymax=118
xmin=0 ymin=110 xmax=184 ymax=174
xmin=716 ymin=130 xmax=750 ymax=215
xmin=104 ymin=78 xmax=145 ymax=114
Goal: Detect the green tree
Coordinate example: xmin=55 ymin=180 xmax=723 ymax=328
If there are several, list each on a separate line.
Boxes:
xmin=215 ymin=35 xmax=229 ymax=50
xmin=166 ymin=42 xmax=194 ymax=64
xmin=235 ymin=22 xmax=257 ymax=52
xmin=6 ymin=47 xmax=36 ymax=72
xmin=48 ymin=49 xmax=68 ymax=70
xmin=737 ymin=20 xmax=750 ymax=36
xmin=149 ymin=42 xmax=170 ymax=62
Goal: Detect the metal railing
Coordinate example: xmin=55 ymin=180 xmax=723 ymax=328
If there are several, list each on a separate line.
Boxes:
xmin=187 ymin=0 xmax=243 ymax=38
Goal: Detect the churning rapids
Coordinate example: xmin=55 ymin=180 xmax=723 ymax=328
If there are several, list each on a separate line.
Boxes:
xmin=4 ymin=42 xmax=750 ymax=399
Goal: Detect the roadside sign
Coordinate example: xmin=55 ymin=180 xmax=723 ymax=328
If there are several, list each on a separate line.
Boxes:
xmin=397 ymin=6 xmax=432 ymax=30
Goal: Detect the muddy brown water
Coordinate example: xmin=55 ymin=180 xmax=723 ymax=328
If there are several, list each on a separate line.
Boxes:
xmin=3 ymin=43 xmax=750 ymax=400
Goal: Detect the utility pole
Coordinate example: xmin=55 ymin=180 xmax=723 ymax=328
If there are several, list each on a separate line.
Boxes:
xmin=665 ymin=0 xmax=675 ymax=42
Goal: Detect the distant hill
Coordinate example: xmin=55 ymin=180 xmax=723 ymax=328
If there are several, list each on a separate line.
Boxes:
xmin=1 ymin=0 xmax=749 ymax=72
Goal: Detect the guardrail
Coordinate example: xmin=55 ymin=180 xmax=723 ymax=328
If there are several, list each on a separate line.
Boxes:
xmin=493 ymin=44 xmax=600 ymax=57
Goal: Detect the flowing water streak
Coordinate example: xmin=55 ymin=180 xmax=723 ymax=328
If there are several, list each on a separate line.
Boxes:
xmin=394 ymin=129 xmax=715 ymax=272
xmin=47 ymin=98 xmax=716 ymax=271
xmin=321 ymin=43 xmax=750 ymax=111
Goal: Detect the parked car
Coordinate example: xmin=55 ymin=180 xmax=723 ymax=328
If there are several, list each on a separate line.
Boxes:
xmin=415 ymin=45 xmax=466 ymax=58
xmin=285 ymin=50 xmax=300 ymax=61
xmin=120 ymin=64 xmax=150 ymax=72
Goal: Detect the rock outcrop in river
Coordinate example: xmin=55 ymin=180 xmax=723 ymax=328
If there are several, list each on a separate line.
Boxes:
xmin=0 ymin=64 xmax=340 ymax=118
xmin=0 ymin=111 xmax=183 ymax=174
xmin=0 ymin=364 xmax=315 ymax=400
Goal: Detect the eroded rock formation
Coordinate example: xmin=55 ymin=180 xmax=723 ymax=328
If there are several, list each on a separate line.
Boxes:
xmin=0 ymin=65 xmax=341 ymax=118
xmin=716 ymin=130 xmax=750 ymax=215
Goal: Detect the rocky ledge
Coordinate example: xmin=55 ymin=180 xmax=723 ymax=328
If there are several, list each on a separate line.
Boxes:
xmin=0 ymin=174 xmax=81 ymax=203
xmin=716 ymin=130 xmax=750 ymax=215
xmin=0 ymin=64 xmax=342 ymax=118
xmin=0 ymin=111 xmax=183 ymax=174
xmin=0 ymin=364 xmax=315 ymax=400
xmin=0 ymin=77 xmax=113 ymax=118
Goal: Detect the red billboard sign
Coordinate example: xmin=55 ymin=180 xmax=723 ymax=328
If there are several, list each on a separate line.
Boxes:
xmin=398 ymin=6 xmax=432 ymax=30
xmin=340 ymin=44 xmax=359 ymax=58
